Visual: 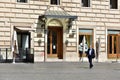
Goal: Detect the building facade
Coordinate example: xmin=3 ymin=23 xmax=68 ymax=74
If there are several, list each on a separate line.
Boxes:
xmin=0 ymin=0 xmax=120 ymax=62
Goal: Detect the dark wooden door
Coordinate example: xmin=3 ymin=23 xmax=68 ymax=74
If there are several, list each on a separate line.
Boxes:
xmin=108 ymin=34 xmax=120 ymax=58
xmin=47 ymin=27 xmax=63 ymax=59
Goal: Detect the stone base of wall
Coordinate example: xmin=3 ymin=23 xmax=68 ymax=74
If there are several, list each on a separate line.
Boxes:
xmin=34 ymin=52 xmax=44 ymax=62
xmin=98 ymin=52 xmax=107 ymax=62
xmin=65 ymin=52 xmax=79 ymax=61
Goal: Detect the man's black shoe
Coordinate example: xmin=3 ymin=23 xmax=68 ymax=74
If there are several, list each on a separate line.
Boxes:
xmin=90 ymin=65 xmax=93 ymax=69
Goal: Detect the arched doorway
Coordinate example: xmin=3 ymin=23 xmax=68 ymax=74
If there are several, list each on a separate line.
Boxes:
xmin=47 ymin=19 xmax=63 ymax=59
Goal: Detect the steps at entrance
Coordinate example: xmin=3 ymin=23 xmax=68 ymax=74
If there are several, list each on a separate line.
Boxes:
xmin=47 ymin=58 xmax=63 ymax=62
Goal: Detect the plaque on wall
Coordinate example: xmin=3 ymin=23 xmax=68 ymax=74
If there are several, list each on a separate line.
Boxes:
xmin=37 ymin=33 xmax=42 ymax=37
xmin=69 ymin=34 xmax=74 ymax=38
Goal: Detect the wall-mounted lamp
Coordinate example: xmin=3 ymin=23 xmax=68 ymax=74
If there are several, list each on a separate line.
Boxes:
xmin=66 ymin=18 xmax=73 ymax=33
xmin=37 ymin=19 xmax=45 ymax=29
xmin=68 ymin=18 xmax=73 ymax=28
xmin=38 ymin=15 xmax=47 ymax=34
xmin=65 ymin=40 xmax=69 ymax=45
xmin=44 ymin=29 xmax=48 ymax=34
xmin=38 ymin=39 xmax=41 ymax=46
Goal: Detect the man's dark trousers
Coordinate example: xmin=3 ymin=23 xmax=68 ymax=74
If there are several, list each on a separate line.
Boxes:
xmin=88 ymin=55 xmax=93 ymax=68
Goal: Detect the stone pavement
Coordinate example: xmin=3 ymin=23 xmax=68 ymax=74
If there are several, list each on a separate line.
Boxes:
xmin=0 ymin=62 xmax=120 ymax=80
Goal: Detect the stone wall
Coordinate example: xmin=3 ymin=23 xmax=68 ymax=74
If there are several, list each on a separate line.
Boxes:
xmin=0 ymin=0 xmax=120 ymax=62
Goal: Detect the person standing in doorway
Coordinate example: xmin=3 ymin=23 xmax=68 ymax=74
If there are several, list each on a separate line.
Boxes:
xmin=86 ymin=45 xmax=95 ymax=69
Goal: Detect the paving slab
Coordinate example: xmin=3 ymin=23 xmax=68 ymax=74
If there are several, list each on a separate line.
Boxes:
xmin=0 ymin=62 xmax=120 ymax=80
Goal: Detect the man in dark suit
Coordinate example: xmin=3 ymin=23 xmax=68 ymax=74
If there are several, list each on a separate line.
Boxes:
xmin=86 ymin=45 xmax=95 ymax=69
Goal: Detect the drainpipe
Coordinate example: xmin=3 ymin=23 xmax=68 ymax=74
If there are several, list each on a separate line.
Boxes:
xmin=44 ymin=29 xmax=46 ymax=62
xmin=44 ymin=17 xmax=47 ymax=62
xmin=44 ymin=29 xmax=48 ymax=62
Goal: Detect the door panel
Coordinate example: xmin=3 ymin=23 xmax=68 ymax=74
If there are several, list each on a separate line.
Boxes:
xmin=108 ymin=34 xmax=120 ymax=58
xmin=52 ymin=31 xmax=57 ymax=54
xmin=117 ymin=35 xmax=120 ymax=58
xmin=47 ymin=27 xmax=63 ymax=59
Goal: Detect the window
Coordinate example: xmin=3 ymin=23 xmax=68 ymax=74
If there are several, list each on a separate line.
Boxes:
xmin=17 ymin=0 xmax=27 ymax=3
xmin=17 ymin=32 xmax=30 ymax=49
xmin=110 ymin=0 xmax=118 ymax=9
xmin=51 ymin=0 xmax=60 ymax=5
xmin=79 ymin=29 xmax=93 ymax=55
xmin=81 ymin=0 xmax=90 ymax=7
